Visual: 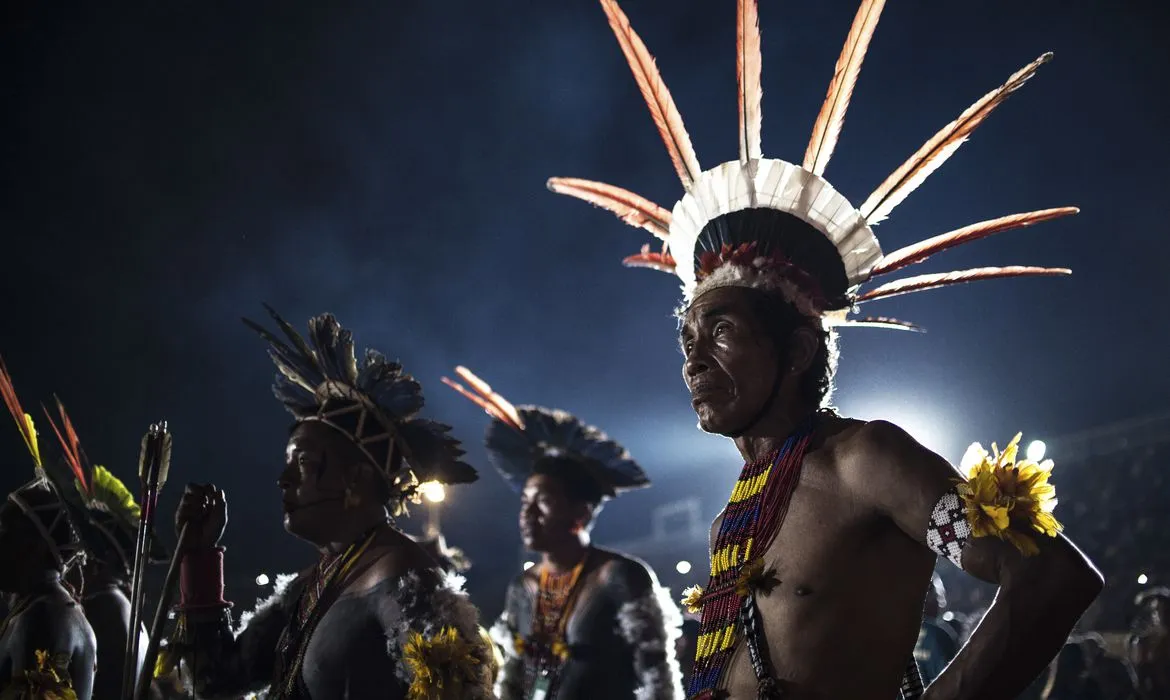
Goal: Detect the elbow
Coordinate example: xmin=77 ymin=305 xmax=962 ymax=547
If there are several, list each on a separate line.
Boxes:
xmin=1039 ymin=539 xmax=1104 ymax=610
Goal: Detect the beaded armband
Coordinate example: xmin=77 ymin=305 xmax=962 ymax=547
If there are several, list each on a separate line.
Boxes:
xmin=178 ymin=547 xmax=232 ymax=612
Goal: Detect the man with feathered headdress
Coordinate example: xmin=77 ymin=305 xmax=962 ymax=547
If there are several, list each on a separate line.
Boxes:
xmin=166 ymin=307 xmax=495 ymax=700
xmin=0 ymin=358 xmax=97 ymax=700
xmin=30 ymin=397 xmax=170 ymax=700
xmin=443 ymin=366 xmax=684 ymax=700
xmin=547 ymin=1 xmax=1102 ymax=697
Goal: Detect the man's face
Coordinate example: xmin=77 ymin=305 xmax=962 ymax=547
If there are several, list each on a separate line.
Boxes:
xmin=278 ymin=424 xmax=364 ymax=542
xmin=680 ymin=286 xmax=783 ymax=436
xmin=519 ymin=474 xmax=583 ymax=553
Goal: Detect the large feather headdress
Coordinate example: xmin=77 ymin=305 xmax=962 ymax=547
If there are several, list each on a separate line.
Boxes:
xmin=441 ymin=366 xmax=649 ymax=497
xmin=244 ymin=306 xmax=478 ymax=502
xmin=37 ymin=397 xmax=170 ymax=572
xmin=548 ymin=0 xmax=1076 ymax=331
xmin=0 ymin=356 xmax=83 ymax=572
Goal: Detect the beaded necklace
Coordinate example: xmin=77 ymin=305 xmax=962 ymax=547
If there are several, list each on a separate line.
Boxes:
xmin=522 ymin=549 xmax=590 ymax=699
xmin=687 ymin=417 xmax=815 ymax=699
xmin=269 ymin=528 xmax=378 ymax=700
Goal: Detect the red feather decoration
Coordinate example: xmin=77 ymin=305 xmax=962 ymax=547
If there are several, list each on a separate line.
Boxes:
xmin=736 ymin=0 xmax=763 ymax=163
xmin=546 ymin=177 xmax=672 ymax=241
xmin=870 ymin=207 xmax=1078 ymax=277
xmin=623 ymin=244 xmax=677 ymax=274
xmin=42 ymin=397 xmax=90 ymax=497
xmin=443 ymin=367 xmax=525 ymax=432
xmin=856 ymin=265 xmax=1070 ymax=303
xmin=600 ymin=0 xmax=703 ymax=187
xmin=803 ymin=0 xmax=886 ymax=176
xmin=0 ymin=355 xmax=41 ymax=468
xmin=859 ymin=53 xmax=1053 ymax=225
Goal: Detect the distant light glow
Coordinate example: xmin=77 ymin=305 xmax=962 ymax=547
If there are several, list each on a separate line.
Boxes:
xmin=675 ymin=560 xmax=692 ymax=575
xmin=1026 ymin=440 xmax=1047 ymax=462
xmin=418 ymin=481 xmax=446 ymax=503
xmin=941 ymin=611 xmax=955 ymax=622
xmin=255 ymin=573 xmax=270 ymax=586
xmin=523 ymin=561 xmax=535 ymax=571
xmin=1138 ymin=573 xmax=1149 ymax=585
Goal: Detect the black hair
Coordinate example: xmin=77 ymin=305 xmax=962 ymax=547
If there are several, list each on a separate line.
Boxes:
xmin=740 ymin=287 xmax=839 ymax=409
xmin=532 ymin=455 xmax=609 ymax=513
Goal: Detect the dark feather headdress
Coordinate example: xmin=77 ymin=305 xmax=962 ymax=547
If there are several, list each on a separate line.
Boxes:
xmin=244 ymin=306 xmax=477 ymax=504
xmin=547 ymin=0 xmax=1076 ymax=331
xmin=0 ymin=357 xmax=83 ymax=572
xmin=442 ymin=366 xmax=649 ymax=498
xmin=38 ymin=397 xmax=170 ymax=572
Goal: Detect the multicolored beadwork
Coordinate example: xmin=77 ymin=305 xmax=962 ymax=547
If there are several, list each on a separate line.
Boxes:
xmin=687 ymin=419 xmax=815 ymax=698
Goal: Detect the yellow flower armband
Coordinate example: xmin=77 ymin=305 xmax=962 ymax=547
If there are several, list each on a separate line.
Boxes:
xmin=929 ymin=433 xmax=1064 ymax=565
xmin=403 ymin=626 xmax=484 ymax=700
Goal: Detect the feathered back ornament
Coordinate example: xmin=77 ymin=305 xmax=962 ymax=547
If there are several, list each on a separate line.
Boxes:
xmin=547 ymin=0 xmax=1075 ymax=332
xmin=244 ymin=305 xmax=477 ymax=500
xmin=441 ymin=366 xmax=649 ymax=498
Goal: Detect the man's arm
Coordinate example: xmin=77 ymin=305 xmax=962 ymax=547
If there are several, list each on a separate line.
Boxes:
xmin=852 ymin=420 xmax=1103 ymax=700
xmin=605 ymin=557 xmax=685 ymax=700
xmin=177 ymin=550 xmax=303 ymax=699
xmin=8 ymin=599 xmax=96 ymax=700
xmin=489 ymin=578 xmax=528 ymax=700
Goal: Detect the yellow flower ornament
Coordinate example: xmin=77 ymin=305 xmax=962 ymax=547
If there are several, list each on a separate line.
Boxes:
xmin=956 ymin=433 xmax=1063 ymax=556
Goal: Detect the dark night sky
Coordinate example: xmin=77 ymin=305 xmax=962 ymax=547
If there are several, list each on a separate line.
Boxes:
xmin=2 ymin=0 xmax=1167 ymax=617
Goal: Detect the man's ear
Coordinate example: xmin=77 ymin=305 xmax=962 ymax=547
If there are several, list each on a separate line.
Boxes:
xmin=787 ymin=326 xmax=820 ymax=376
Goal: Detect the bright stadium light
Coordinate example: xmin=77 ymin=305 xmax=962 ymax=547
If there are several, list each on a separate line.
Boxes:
xmin=1026 ymin=440 xmax=1047 ymax=462
xmin=255 ymin=573 xmax=270 ymax=586
xmin=523 ymin=561 xmax=535 ymax=571
xmin=1138 ymin=573 xmax=1149 ymax=585
xmin=676 ymin=560 xmax=692 ymax=575
xmin=418 ymin=481 xmax=446 ymax=503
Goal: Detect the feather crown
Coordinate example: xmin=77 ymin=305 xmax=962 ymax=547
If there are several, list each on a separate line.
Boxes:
xmin=441 ymin=366 xmax=649 ymax=498
xmin=547 ymin=0 xmax=1076 ymax=332
xmin=244 ymin=305 xmax=478 ymax=501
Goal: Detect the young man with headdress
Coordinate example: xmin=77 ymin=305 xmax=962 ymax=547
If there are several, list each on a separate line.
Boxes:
xmin=442 ymin=366 xmax=684 ymax=700
xmin=546 ymin=1 xmax=1102 ymax=697
xmin=33 ymin=398 xmax=170 ymax=700
xmin=166 ymin=308 xmax=495 ymax=700
xmin=0 ymin=359 xmax=97 ymax=700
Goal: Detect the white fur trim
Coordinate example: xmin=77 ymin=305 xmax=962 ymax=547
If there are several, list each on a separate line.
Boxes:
xmin=691 ymin=259 xmax=823 ymax=318
xmin=616 ymin=584 xmax=685 ymax=700
xmin=668 ymin=158 xmax=882 ymax=298
xmin=234 ymin=572 xmax=298 ymax=637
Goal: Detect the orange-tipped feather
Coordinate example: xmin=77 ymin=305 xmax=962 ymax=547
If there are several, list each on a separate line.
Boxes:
xmin=600 ymin=0 xmax=702 ymax=187
xmin=859 ymin=53 xmax=1053 ymax=225
xmin=0 ymin=356 xmax=42 ymax=468
xmin=441 ymin=377 xmax=516 ymax=428
xmin=42 ymin=397 xmax=89 ymax=496
xmin=623 ymin=245 xmax=678 ymax=274
xmin=871 ymin=207 xmax=1079 ymax=277
xmin=856 ymin=265 xmax=1070 ymax=303
xmin=546 ymin=177 xmax=672 ymax=241
xmin=452 ymin=367 xmax=525 ymax=431
xmin=832 ymin=316 xmax=925 ymax=332
xmin=737 ymin=0 xmax=763 ymax=163
xmin=803 ymin=0 xmax=886 ymax=176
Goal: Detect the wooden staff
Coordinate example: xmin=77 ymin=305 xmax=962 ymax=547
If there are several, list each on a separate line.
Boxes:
xmin=121 ymin=422 xmax=172 ymax=700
